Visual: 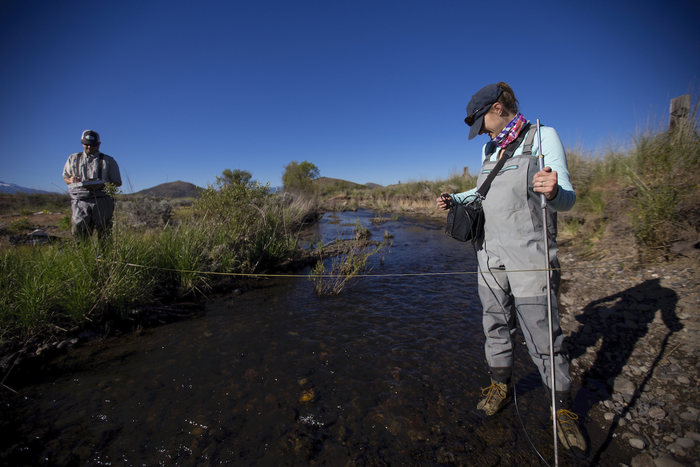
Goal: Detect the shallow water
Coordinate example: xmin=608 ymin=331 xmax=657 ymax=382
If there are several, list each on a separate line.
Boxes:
xmin=1 ymin=210 xmax=596 ymax=466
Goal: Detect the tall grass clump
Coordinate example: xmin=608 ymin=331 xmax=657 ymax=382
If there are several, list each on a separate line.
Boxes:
xmin=623 ymin=104 xmax=699 ymax=250
xmin=308 ymin=224 xmax=382 ymax=296
xmin=308 ymin=246 xmax=376 ymax=296
xmin=192 ymin=181 xmax=315 ymax=272
xmin=0 ymin=232 xmax=159 ymax=339
xmin=152 ymin=222 xmax=211 ymax=294
xmin=564 ymin=96 xmax=699 ymax=255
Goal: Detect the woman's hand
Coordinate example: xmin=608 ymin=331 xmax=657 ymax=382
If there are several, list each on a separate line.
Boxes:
xmin=533 ymin=167 xmax=559 ymax=200
xmin=436 ymin=192 xmax=451 ymax=210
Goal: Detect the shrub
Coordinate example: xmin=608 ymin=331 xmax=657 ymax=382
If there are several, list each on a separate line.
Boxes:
xmin=119 ymin=196 xmax=174 ymax=229
xmin=193 ymin=180 xmax=314 ymax=271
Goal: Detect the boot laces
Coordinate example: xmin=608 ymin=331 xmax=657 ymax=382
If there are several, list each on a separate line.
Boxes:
xmin=555 ymin=409 xmax=579 ymax=434
xmin=481 ymin=381 xmax=507 ymax=405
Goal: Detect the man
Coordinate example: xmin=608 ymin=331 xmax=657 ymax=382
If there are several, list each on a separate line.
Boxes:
xmin=63 ymin=130 xmax=122 ymax=239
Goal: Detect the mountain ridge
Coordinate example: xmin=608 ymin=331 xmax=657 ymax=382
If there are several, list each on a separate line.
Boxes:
xmin=0 ymin=181 xmax=54 ymax=195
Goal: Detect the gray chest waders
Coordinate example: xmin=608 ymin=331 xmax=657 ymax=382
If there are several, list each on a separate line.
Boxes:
xmin=476 ymin=121 xmax=561 ymax=466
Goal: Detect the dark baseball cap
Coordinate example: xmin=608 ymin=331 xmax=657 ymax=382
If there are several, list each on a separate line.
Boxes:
xmin=464 ymin=84 xmax=503 ymax=140
xmin=81 ymin=130 xmax=100 ymax=145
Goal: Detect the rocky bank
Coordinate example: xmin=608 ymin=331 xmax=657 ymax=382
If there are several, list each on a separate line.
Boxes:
xmin=558 ymin=250 xmax=700 ymax=467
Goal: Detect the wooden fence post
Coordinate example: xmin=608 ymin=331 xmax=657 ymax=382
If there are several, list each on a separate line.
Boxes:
xmin=670 ymin=94 xmax=691 ymax=129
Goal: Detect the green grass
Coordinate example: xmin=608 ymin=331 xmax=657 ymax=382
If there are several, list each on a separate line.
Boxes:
xmin=558 ymin=101 xmax=699 ymax=254
xmin=7 ymin=217 xmax=32 ymax=233
xmin=58 ymin=214 xmax=72 ymax=231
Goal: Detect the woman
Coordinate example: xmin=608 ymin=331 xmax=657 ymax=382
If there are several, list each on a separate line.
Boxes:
xmin=436 ymin=82 xmax=586 ymax=453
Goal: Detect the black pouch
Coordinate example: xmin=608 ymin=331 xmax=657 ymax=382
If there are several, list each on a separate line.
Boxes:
xmin=443 ymin=123 xmax=532 ymax=244
xmin=444 ymin=195 xmax=484 ymax=243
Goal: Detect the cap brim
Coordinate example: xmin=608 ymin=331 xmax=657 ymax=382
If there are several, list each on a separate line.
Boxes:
xmin=468 ymin=115 xmax=484 ymax=140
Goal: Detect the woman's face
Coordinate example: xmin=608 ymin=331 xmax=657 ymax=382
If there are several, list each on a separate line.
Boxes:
xmin=479 ymin=103 xmax=510 ymax=140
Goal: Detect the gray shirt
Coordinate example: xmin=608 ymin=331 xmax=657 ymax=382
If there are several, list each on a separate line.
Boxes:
xmin=63 ymin=151 xmax=122 ymax=199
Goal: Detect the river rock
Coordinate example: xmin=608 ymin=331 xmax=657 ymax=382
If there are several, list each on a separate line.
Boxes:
xmin=631 ymin=453 xmax=655 ymax=467
xmin=653 ymin=456 xmax=687 ymax=467
xmin=629 ymin=291 xmax=645 ymax=302
xmin=648 ymin=406 xmax=667 ymax=420
xmin=629 ymin=438 xmax=646 ymax=449
xmin=611 ymin=377 xmax=637 ymax=395
xmin=665 ymin=442 xmax=686 ymax=455
xmin=673 ymin=437 xmax=695 ymax=449
xmin=556 ymin=254 xmax=700 ymax=463
xmin=676 ymin=375 xmax=690 ymax=384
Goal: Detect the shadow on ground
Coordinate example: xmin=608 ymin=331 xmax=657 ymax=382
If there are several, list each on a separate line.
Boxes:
xmin=565 ymin=278 xmax=681 ymax=464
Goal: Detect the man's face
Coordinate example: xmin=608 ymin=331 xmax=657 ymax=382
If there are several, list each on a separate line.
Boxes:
xmin=83 ymin=143 xmax=100 ymax=155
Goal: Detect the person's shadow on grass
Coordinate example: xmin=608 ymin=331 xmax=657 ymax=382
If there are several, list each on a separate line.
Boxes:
xmin=564 ymin=278 xmax=681 ymax=464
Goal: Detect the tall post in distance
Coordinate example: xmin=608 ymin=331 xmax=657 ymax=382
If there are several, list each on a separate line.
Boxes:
xmin=670 ymin=95 xmax=691 ymax=130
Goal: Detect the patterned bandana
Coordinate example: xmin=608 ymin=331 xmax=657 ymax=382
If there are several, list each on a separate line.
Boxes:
xmin=492 ymin=112 xmax=527 ymax=149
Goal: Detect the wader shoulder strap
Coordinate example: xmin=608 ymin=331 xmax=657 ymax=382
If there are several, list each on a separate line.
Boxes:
xmin=98 ymin=153 xmax=104 ymax=180
xmin=476 ymin=123 xmax=531 ymax=199
xmin=521 ymin=123 xmax=540 ymax=156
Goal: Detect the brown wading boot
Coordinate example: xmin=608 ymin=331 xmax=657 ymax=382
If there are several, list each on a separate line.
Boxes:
xmin=551 ymin=391 xmax=587 ymax=454
xmin=555 ymin=409 xmax=587 ymax=452
xmin=476 ymin=380 xmax=512 ymax=416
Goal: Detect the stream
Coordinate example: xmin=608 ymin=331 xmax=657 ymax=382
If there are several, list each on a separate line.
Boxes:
xmin=0 ymin=210 xmax=595 ymax=466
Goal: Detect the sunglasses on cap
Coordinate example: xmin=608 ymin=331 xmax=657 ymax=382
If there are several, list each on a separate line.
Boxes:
xmin=464 ymin=103 xmax=492 ymax=126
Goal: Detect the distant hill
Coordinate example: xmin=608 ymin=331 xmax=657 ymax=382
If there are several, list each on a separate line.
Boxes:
xmin=134 ymin=181 xmax=202 ymax=198
xmin=0 ymin=181 xmax=53 ymax=194
xmin=312 ymin=177 xmax=367 ymax=190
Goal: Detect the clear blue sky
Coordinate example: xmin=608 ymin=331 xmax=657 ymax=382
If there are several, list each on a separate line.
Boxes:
xmin=1 ymin=0 xmax=698 ymax=193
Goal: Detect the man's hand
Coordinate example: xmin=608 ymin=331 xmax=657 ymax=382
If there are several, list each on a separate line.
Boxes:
xmin=64 ymin=176 xmax=81 ymax=184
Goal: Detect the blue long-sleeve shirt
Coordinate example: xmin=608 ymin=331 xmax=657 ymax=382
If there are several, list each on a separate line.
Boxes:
xmin=450 ymin=125 xmax=576 ymax=212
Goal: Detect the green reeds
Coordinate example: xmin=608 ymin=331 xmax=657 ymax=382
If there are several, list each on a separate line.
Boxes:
xmin=308 ymin=221 xmax=383 ymax=296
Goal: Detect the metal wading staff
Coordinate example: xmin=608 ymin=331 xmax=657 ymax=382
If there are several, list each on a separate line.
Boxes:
xmin=536 ymin=119 xmax=558 ymax=467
